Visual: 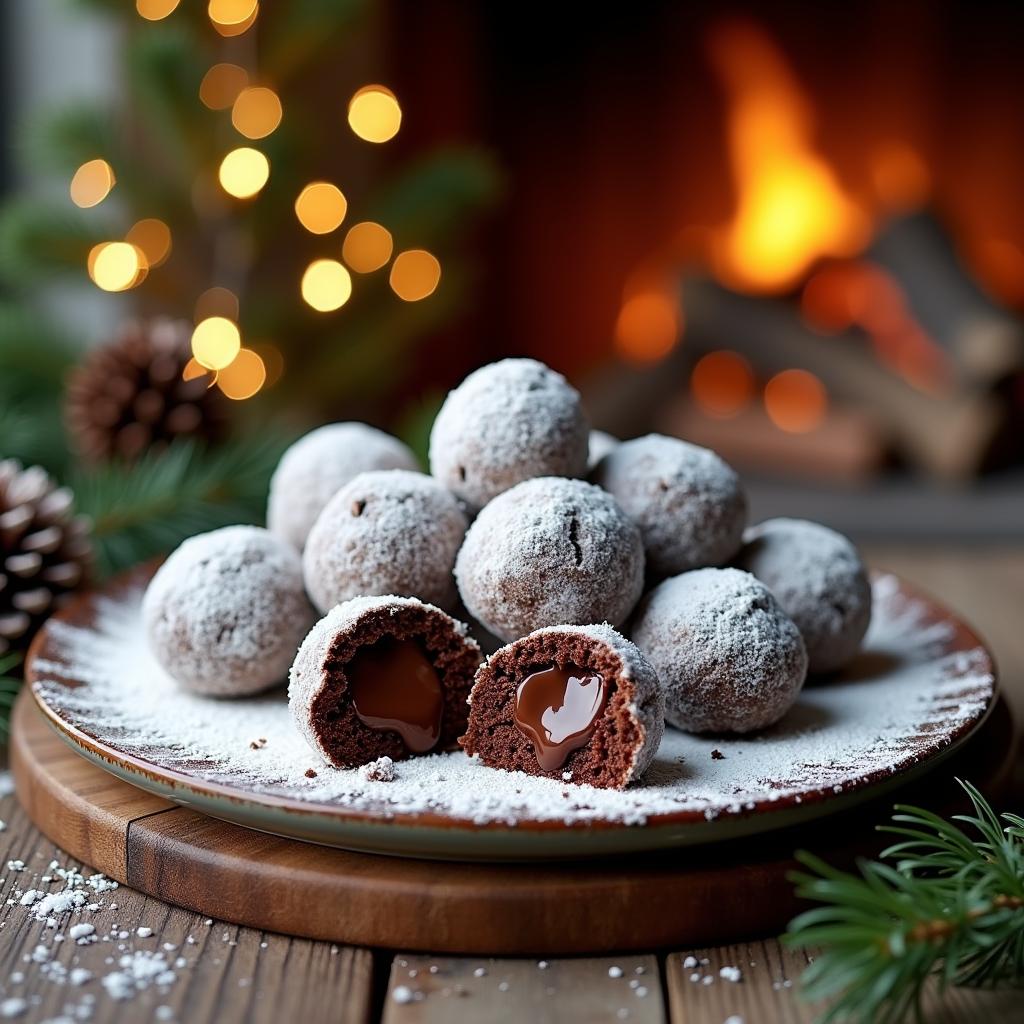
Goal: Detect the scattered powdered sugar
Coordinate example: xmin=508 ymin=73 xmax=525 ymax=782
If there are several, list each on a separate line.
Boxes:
xmin=30 ymin=574 xmax=993 ymax=834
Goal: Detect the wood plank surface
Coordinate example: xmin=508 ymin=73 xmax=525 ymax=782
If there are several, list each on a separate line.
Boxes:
xmin=381 ymin=954 xmax=664 ymax=1023
xmin=0 ymin=776 xmax=375 ymax=1024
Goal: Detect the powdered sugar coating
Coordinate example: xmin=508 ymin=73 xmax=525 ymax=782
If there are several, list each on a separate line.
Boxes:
xmin=736 ymin=518 xmax=872 ymax=674
xmin=143 ymin=526 xmax=315 ymax=697
xmin=289 ymin=594 xmax=479 ymax=765
xmin=467 ymin=623 xmax=665 ymax=786
xmin=32 ymin=572 xmax=995 ymax=837
xmin=303 ymin=470 xmax=467 ymax=613
xmin=267 ymin=423 xmax=418 ymax=550
xmin=592 ymin=434 xmax=746 ymax=577
xmin=587 ymin=430 xmax=619 ymax=472
xmin=429 ymin=359 xmax=590 ymax=512
xmin=631 ymin=567 xmax=807 ymax=734
xmin=455 ymin=477 xmax=645 ymax=642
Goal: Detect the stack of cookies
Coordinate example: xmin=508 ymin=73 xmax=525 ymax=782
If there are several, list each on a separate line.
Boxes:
xmin=142 ymin=359 xmax=871 ymax=790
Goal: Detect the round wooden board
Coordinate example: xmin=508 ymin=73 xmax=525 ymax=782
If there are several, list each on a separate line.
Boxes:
xmin=12 ymin=689 xmax=1017 ymax=954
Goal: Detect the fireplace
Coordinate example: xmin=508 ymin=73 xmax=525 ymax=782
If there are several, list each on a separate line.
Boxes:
xmin=394 ymin=2 xmax=1024 ymax=534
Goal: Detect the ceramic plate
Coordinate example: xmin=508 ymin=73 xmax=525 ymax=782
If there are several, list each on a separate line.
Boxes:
xmin=28 ymin=567 xmax=996 ymax=861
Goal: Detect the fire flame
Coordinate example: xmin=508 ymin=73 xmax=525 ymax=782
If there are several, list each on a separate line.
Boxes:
xmin=709 ymin=21 xmax=868 ymax=293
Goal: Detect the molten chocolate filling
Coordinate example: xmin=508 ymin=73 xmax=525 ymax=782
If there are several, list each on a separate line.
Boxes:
xmin=514 ymin=664 xmax=609 ymax=771
xmin=346 ymin=637 xmax=444 ymax=753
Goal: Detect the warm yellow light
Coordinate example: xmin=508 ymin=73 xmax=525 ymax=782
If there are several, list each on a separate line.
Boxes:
xmin=217 ymin=348 xmax=266 ymax=400
xmin=231 ymin=87 xmax=282 ymax=140
xmin=347 ymin=85 xmax=402 ymax=143
xmin=70 ymin=159 xmax=115 ymax=209
xmin=613 ymin=291 xmax=678 ymax=364
xmin=208 ymin=0 xmax=256 ymax=25
xmin=294 ymin=183 xmax=348 ymax=235
xmin=88 ymin=243 xmax=146 ymax=292
xmin=708 ymin=22 xmax=867 ymax=293
xmin=182 ymin=358 xmax=216 ymax=386
xmin=200 ymin=63 xmax=249 ymax=110
xmin=764 ymin=369 xmax=827 ymax=433
xmin=125 ymin=219 xmax=172 ymax=268
xmin=211 ymin=2 xmax=258 ymax=36
xmin=389 ymin=250 xmax=440 ymax=302
xmin=301 ymin=259 xmax=352 ymax=312
xmin=194 ymin=286 xmax=240 ymax=323
xmin=342 ymin=221 xmax=393 ymax=273
xmin=690 ymin=351 xmax=755 ymax=418
xmin=192 ymin=317 xmax=241 ymax=371
xmin=218 ymin=147 xmax=269 ymax=199
xmin=137 ymin=0 xmax=180 ymax=19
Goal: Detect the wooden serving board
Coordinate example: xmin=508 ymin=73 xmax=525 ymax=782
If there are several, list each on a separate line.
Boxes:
xmin=12 ymin=689 xmax=1016 ymax=954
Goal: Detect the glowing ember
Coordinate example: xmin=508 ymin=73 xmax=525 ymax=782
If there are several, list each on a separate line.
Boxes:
xmin=764 ymin=368 xmax=827 ymax=433
xmin=614 ymin=291 xmax=679 ymax=364
xmin=708 ymin=20 xmax=867 ymax=293
xmin=691 ymin=351 xmax=755 ymax=418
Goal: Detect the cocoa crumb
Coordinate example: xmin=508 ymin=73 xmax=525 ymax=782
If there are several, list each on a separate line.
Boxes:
xmin=304 ymin=768 xmax=318 ymax=779
xmin=711 ymin=749 xmax=725 ymax=760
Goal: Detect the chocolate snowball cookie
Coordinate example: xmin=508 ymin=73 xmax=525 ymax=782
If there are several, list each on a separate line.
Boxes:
xmin=460 ymin=624 xmax=664 ymax=789
xmin=591 ymin=434 xmax=746 ymax=577
xmin=587 ymin=429 xmax=619 ymax=472
xmin=289 ymin=595 xmax=482 ymax=767
xmin=429 ymin=358 xmax=590 ymax=512
xmin=267 ymin=423 xmax=418 ymax=550
xmin=631 ymin=567 xmax=807 ymax=734
xmin=735 ymin=518 xmax=872 ymax=674
xmin=303 ymin=469 xmax=467 ymax=614
xmin=143 ymin=526 xmax=315 ymax=697
xmin=455 ymin=477 xmax=645 ymax=642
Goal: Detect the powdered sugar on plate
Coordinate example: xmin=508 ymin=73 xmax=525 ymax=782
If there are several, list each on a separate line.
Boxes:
xmin=30 ymin=574 xmax=993 ymax=834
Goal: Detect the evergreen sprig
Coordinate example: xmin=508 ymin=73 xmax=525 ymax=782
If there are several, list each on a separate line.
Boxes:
xmin=786 ymin=781 xmax=1024 ymax=1024
xmin=71 ymin=435 xmax=291 ymax=579
xmin=0 ymin=653 xmax=22 ymax=736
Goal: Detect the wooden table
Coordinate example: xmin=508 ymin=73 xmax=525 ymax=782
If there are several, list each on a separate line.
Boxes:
xmin=1 ymin=548 xmax=1021 ymax=1024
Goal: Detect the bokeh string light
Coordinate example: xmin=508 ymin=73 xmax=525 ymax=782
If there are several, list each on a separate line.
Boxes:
xmin=88 ymin=243 xmax=146 ymax=292
xmin=613 ymin=291 xmax=679 ymax=364
xmin=136 ymin=0 xmax=180 ymax=20
xmin=70 ymin=159 xmax=115 ymax=209
xmin=294 ymin=183 xmax=348 ymax=235
xmin=342 ymin=222 xmax=393 ymax=273
xmin=191 ymin=317 xmax=241 ymax=371
xmin=302 ymin=260 xmax=353 ymax=312
xmin=125 ymin=219 xmax=172 ymax=268
xmin=690 ymin=351 xmax=756 ymax=418
xmin=216 ymin=348 xmax=266 ymax=400
xmin=347 ymin=86 xmax=402 ymax=143
xmin=764 ymin=368 xmax=828 ymax=433
xmin=231 ymin=86 xmax=282 ymax=140
xmin=111 ymin=7 xmax=430 ymax=400
xmin=389 ymin=250 xmax=441 ymax=301
xmin=200 ymin=63 xmax=249 ymax=110
xmin=218 ymin=147 xmax=269 ymax=199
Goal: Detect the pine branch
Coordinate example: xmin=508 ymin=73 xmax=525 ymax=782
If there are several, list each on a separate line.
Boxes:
xmin=786 ymin=781 xmax=1024 ymax=1024
xmin=0 ymin=200 xmax=112 ymax=285
xmin=71 ymin=435 xmax=292 ymax=579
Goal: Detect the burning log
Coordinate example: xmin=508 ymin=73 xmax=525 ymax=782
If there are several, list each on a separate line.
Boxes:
xmin=868 ymin=212 xmax=1024 ymax=388
xmin=680 ymin=276 xmax=1008 ymax=480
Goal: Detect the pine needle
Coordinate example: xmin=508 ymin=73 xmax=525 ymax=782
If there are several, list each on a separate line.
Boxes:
xmin=71 ymin=435 xmax=291 ymax=579
xmin=786 ymin=780 xmax=1024 ymax=1023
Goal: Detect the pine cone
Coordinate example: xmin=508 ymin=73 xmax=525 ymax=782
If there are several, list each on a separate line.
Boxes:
xmin=66 ymin=318 xmax=229 ymax=463
xmin=0 ymin=460 xmax=92 ymax=660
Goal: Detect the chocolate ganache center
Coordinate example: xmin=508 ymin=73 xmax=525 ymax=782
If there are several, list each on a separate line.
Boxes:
xmin=347 ymin=637 xmax=444 ymax=753
xmin=514 ymin=664 xmax=609 ymax=771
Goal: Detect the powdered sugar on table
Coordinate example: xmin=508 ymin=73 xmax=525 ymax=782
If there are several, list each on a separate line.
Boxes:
xmin=30 ymin=574 xmax=993 ymax=830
